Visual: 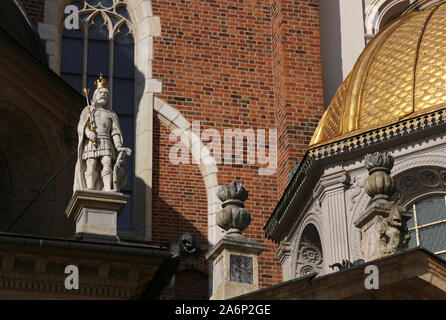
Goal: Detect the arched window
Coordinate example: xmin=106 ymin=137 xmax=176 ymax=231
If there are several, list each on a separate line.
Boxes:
xmin=407 ymin=195 xmax=446 ymax=261
xmin=295 ymin=224 xmax=323 ymax=276
xmin=61 ymin=0 xmax=135 ymax=230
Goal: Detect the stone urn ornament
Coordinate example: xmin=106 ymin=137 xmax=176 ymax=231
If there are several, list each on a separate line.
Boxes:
xmin=363 ymin=152 xmax=396 ymax=204
xmin=216 ymin=181 xmax=251 ymax=236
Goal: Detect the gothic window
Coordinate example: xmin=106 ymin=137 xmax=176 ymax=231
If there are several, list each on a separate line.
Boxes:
xmin=295 ymin=224 xmax=323 ymax=276
xmin=61 ymin=0 xmax=135 ymax=230
xmin=407 ymin=195 xmax=446 ymax=261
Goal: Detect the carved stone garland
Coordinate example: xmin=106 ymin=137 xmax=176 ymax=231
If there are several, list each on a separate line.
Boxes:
xmin=296 ymin=243 xmax=323 ymax=276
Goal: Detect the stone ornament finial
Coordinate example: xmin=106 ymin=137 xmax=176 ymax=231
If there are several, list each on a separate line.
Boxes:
xmin=208 ymin=181 xmax=266 ymax=300
xmin=363 ymin=152 xmax=396 ymax=204
xmin=216 ymin=181 xmax=251 ymax=236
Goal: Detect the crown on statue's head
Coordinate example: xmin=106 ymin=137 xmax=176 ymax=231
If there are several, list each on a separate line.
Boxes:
xmin=94 ymin=73 xmax=109 ymax=89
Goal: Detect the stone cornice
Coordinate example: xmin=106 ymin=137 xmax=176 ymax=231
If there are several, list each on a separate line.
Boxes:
xmin=313 ymin=172 xmax=350 ymax=200
xmin=206 ymin=234 xmax=266 ymax=261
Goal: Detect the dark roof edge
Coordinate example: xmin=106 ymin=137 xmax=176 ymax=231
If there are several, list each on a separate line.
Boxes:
xmin=0 ymin=26 xmax=84 ymax=102
xmin=0 ymin=232 xmax=171 ymax=259
xmin=264 ymin=107 xmax=446 ymax=240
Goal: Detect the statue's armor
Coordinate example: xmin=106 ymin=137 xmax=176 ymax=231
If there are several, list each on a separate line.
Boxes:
xmin=82 ymin=108 xmax=120 ymax=160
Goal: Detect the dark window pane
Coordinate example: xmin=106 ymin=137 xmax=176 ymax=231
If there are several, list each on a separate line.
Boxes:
xmin=109 ymin=15 xmax=119 ymax=27
xmin=438 ymin=253 xmax=446 ymax=262
xmin=88 ymin=15 xmax=108 ymax=40
xmin=100 ymin=0 xmax=113 ymax=8
xmin=118 ymin=194 xmax=132 ymax=230
xmin=86 ymin=0 xmax=100 ymax=6
xmin=113 ymin=79 xmax=134 ymax=114
xmin=419 ymin=222 xmax=446 ymax=253
xmin=87 ymin=15 xmax=109 ymax=78
xmin=62 ymin=27 xmax=84 ymax=39
xmin=407 ymin=206 xmax=415 ymax=229
xmin=120 ymin=157 xmax=133 ymax=192
xmin=408 ymin=230 xmax=417 ymax=249
xmin=116 ymin=116 xmax=134 ymax=191
xmin=61 ymin=73 xmax=83 ymax=93
xmin=87 ymin=40 xmax=109 ymax=76
xmin=416 ymin=195 xmax=446 ymax=226
xmin=61 ymin=37 xmax=83 ymax=74
xmin=116 ymin=5 xmax=132 ymax=22
xmin=70 ymin=1 xmax=84 ymax=10
xmin=114 ymin=30 xmax=134 ymax=78
xmin=117 ymin=116 xmax=134 ymax=149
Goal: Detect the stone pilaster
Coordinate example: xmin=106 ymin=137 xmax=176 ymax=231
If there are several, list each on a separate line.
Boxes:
xmin=314 ymin=171 xmax=351 ymax=270
xmin=277 ymin=241 xmax=292 ymax=280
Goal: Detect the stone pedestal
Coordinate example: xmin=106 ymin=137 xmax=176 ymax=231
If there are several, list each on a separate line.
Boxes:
xmin=354 ymin=202 xmax=411 ymax=262
xmin=206 ymin=234 xmax=266 ymax=300
xmin=65 ymin=190 xmax=129 ymax=241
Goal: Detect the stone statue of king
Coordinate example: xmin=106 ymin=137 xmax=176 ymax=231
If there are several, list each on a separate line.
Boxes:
xmin=73 ymin=74 xmax=132 ymax=193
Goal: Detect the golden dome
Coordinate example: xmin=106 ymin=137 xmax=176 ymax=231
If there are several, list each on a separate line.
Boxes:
xmin=310 ymin=0 xmax=446 ymax=148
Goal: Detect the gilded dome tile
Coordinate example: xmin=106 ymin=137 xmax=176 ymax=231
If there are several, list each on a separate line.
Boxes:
xmin=310 ymin=1 xmax=446 ymax=148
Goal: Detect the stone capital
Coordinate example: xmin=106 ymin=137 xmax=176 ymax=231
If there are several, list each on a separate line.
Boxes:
xmin=206 ymin=234 xmax=266 ymax=261
xmin=276 ymin=241 xmax=291 ymax=264
xmin=313 ymin=171 xmax=350 ymax=200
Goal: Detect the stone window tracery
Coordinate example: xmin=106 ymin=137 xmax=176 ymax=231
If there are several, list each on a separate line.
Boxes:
xmin=61 ymin=0 xmax=135 ymax=230
xmin=406 ymin=195 xmax=446 ymax=261
xmin=392 ymin=165 xmax=446 ymax=261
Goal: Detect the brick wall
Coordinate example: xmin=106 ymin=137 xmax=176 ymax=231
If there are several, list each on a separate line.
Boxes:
xmin=271 ymin=0 xmax=325 ymax=195
xmin=152 ymin=119 xmax=209 ymax=247
xmin=151 ymin=0 xmax=284 ymax=295
xmin=151 ymin=0 xmax=324 ymax=297
xmin=19 ymin=0 xmax=44 ymax=28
